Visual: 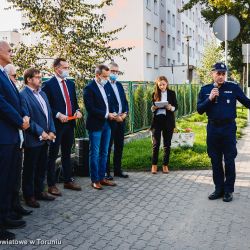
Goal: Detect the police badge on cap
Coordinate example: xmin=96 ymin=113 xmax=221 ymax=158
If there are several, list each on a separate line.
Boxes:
xmin=211 ymin=62 xmax=228 ymax=72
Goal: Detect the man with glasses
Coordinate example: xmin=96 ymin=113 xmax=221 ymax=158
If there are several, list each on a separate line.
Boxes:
xmin=197 ymin=62 xmax=250 ymax=202
xmin=20 ymin=68 xmax=56 ymax=208
xmin=105 ymin=62 xmax=129 ymax=179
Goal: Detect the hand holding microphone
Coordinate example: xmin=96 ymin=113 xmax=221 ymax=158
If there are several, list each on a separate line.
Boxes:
xmin=209 ymin=83 xmax=219 ymax=103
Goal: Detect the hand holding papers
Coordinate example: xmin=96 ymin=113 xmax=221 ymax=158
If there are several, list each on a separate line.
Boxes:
xmin=154 ymin=101 xmax=168 ymax=108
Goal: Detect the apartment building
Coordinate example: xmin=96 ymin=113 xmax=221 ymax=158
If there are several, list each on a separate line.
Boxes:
xmin=103 ymin=0 xmax=215 ymax=83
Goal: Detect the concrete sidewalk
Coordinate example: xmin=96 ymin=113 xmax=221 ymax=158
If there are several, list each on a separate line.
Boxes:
xmin=3 ymin=125 xmax=250 ymax=250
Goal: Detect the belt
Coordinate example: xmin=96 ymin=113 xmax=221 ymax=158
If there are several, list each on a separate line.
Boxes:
xmin=208 ymin=119 xmax=235 ymax=126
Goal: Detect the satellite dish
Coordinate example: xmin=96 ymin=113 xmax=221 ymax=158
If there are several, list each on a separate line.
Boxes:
xmin=213 ymin=14 xmax=240 ymax=41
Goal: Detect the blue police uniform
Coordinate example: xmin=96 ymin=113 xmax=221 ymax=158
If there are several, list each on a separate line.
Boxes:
xmin=197 ymin=70 xmax=250 ymax=194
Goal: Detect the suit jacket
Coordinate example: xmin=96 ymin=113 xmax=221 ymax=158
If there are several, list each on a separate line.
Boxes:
xmin=83 ymin=79 xmax=113 ymax=131
xmin=150 ymin=89 xmax=178 ymax=130
xmin=0 ymin=70 xmax=23 ymax=144
xmin=104 ymin=81 xmax=129 ymax=114
xmin=20 ymin=86 xmax=56 ymax=148
xmin=42 ymin=76 xmax=79 ymax=128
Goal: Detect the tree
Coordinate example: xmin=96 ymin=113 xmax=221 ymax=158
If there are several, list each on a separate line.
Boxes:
xmin=9 ymin=0 xmax=132 ymax=83
xmin=196 ymin=41 xmax=223 ymax=84
xmin=181 ymin=0 xmax=250 ymax=76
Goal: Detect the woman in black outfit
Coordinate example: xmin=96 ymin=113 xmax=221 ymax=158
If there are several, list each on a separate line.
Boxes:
xmin=150 ymin=76 xmax=178 ymax=174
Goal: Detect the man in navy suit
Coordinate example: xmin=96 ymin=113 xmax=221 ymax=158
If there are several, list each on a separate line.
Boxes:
xmin=83 ymin=64 xmax=117 ymax=190
xmin=0 ymin=41 xmax=29 ymax=240
xmin=4 ymin=64 xmax=32 ymax=217
xmin=105 ymin=62 xmax=129 ymax=179
xmin=21 ymin=68 xmax=56 ymax=208
xmin=43 ymin=58 xmax=82 ymax=195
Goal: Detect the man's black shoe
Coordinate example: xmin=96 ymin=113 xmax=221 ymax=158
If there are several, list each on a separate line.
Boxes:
xmin=114 ymin=172 xmax=129 ymax=178
xmin=0 ymin=230 xmax=15 ymax=240
xmin=208 ymin=191 xmax=224 ymax=200
xmin=8 ymin=212 xmax=22 ymax=220
xmin=14 ymin=206 xmax=32 ymax=216
xmin=2 ymin=218 xmax=26 ymax=229
xmin=223 ymin=192 xmax=233 ymax=202
xmin=105 ymin=173 xmax=113 ymax=180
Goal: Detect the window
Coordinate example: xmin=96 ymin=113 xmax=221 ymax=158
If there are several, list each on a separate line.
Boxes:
xmin=182 ymin=22 xmax=184 ymax=34
xmin=172 ymin=37 xmax=175 ymax=50
xmin=161 ymin=20 xmax=165 ymax=31
xmin=161 ymin=46 xmax=165 ymax=58
xmin=178 ymin=52 xmax=180 ymax=63
xmin=172 ymin=14 xmax=175 ymax=27
xmin=146 ymin=0 xmax=151 ymax=10
xmin=154 ymin=0 xmax=158 ymax=14
xmin=182 ymin=42 xmax=184 ymax=54
xmin=154 ymin=27 xmax=158 ymax=42
xmin=146 ymin=23 xmax=151 ymax=39
xmin=185 ymin=25 xmax=188 ymax=35
xmin=167 ymin=35 xmax=171 ymax=48
xmin=177 ymin=30 xmax=181 ymax=41
xmin=193 ymin=48 xmax=195 ymax=58
xmin=154 ymin=54 xmax=158 ymax=68
xmin=167 ymin=10 xmax=171 ymax=24
xmin=146 ymin=53 xmax=151 ymax=67
xmin=161 ymin=0 xmax=164 ymax=6
xmin=168 ymin=58 xmax=171 ymax=66
xmin=189 ymin=27 xmax=192 ymax=36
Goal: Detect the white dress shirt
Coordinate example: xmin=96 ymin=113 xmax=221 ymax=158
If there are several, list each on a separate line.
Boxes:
xmin=55 ymin=75 xmax=71 ymax=117
xmin=27 ymin=86 xmax=49 ymax=125
xmin=95 ymin=79 xmax=109 ymax=118
xmin=110 ymin=81 xmax=122 ymax=114
xmin=156 ymin=90 xmax=175 ymax=116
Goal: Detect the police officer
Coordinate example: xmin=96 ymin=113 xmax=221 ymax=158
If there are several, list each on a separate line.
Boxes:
xmin=197 ymin=62 xmax=250 ymax=202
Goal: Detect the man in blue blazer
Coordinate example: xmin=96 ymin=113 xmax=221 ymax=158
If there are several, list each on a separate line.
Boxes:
xmin=0 ymin=41 xmax=29 ymax=240
xmin=105 ymin=62 xmax=129 ymax=179
xmin=43 ymin=58 xmax=82 ymax=195
xmin=83 ymin=64 xmax=117 ymax=190
xmin=21 ymin=68 xmax=56 ymax=208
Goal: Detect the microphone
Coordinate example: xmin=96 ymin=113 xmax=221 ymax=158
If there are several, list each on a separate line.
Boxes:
xmin=213 ymin=82 xmax=218 ymax=103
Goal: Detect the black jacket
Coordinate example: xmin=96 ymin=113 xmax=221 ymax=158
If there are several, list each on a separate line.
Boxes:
xmin=150 ymin=89 xmax=178 ymax=130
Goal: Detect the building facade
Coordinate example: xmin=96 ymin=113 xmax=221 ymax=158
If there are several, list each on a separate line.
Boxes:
xmin=103 ymin=0 xmax=215 ymax=83
xmin=0 ymin=29 xmax=21 ymax=47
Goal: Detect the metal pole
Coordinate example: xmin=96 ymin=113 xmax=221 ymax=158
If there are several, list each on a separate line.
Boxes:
xmin=247 ymin=45 xmax=250 ymax=122
xmin=225 ymin=13 xmax=228 ymax=81
xmin=187 ymin=39 xmax=190 ymax=83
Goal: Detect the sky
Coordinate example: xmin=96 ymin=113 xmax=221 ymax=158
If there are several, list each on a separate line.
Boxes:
xmin=0 ymin=0 xmax=21 ymax=31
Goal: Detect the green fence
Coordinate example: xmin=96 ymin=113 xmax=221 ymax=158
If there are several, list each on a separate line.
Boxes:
xmin=74 ymin=82 xmax=202 ymax=137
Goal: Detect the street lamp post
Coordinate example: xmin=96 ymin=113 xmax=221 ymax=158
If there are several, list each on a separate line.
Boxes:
xmin=185 ymin=35 xmax=192 ymax=83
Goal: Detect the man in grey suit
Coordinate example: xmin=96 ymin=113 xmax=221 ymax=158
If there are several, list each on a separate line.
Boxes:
xmin=20 ymin=68 xmax=56 ymax=208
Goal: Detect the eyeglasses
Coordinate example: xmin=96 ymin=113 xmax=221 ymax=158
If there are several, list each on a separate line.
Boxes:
xmin=110 ymin=70 xmax=120 ymax=75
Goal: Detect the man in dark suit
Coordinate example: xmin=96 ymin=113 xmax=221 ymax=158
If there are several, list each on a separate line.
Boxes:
xmin=105 ymin=62 xmax=129 ymax=179
xmin=4 ymin=64 xmax=32 ymax=217
xmin=43 ymin=58 xmax=82 ymax=196
xmin=0 ymin=41 xmax=29 ymax=240
xmin=21 ymin=68 xmax=56 ymax=208
xmin=83 ymin=64 xmax=117 ymax=190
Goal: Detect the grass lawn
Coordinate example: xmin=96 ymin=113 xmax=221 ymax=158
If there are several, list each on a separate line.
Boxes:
xmin=119 ymin=107 xmax=248 ymax=171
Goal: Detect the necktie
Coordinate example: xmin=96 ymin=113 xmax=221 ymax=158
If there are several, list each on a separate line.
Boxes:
xmin=61 ymin=80 xmax=72 ymax=116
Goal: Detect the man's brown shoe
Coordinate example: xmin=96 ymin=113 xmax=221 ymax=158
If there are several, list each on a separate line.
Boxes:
xmin=162 ymin=165 xmax=169 ymax=174
xmin=36 ymin=192 xmax=56 ymax=201
xmin=25 ymin=197 xmax=40 ymax=208
xmin=91 ymin=182 xmax=103 ymax=190
xmin=48 ymin=186 xmax=62 ymax=196
xmin=151 ymin=165 xmax=157 ymax=174
xmin=100 ymin=179 xmax=117 ymax=186
xmin=64 ymin=182 xmax=82 ymax=191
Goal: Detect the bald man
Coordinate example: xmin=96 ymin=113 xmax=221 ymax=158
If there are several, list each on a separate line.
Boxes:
xmin=0 ymin=41 xmax=28 ymax=240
